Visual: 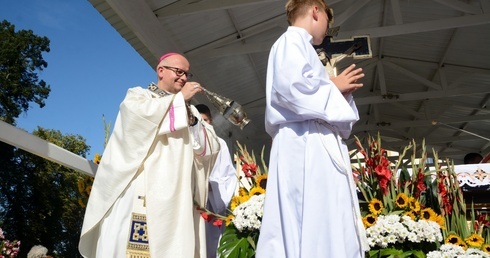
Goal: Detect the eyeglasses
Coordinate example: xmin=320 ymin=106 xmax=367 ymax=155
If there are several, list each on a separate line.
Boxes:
xmin=160 ymin=66 xmax=193 ymax=79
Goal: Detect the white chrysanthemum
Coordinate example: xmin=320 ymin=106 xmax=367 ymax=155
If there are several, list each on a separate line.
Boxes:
xmin=366 ymin=214 xmax=443 ymax=249
xmin=427 ymin=244 xmax=490 ymax=258
xmin=232 ymin=194 xmax=265 ymax=232
xmin=463 ymin=247 xmax=490 ymax=258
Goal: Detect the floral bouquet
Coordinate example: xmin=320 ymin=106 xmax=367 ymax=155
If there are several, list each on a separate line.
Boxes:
xmin=216 ymin=142 xmax=268 ymax=258
xmin=353 ymin=133 xmax=490 ymax=257
xmin=0 ymin=228 xmax=20 ymax=258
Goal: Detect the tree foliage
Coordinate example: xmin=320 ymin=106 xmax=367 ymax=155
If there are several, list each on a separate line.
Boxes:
xmin=0 ymin=19 xmax=50 ymax=124
xmin=0 ymin=127 xmax=89 ymax=257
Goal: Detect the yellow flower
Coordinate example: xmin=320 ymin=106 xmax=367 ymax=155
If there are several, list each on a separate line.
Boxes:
xmin=404 ymin=211 xmax=416 ymax=220
xmin=445 ymin=234 xmax=463 ymax=245
xmin=420 ymin=208 xmax=437 ymax=221
xmin=78 ymin=198 xmax=86 ymax=208
xmin=239 ymin=195 xmax=250 ymax=204
xmin=238 ymin=187 xmax=248 ymax=197
xmin=362 ymin=214 xmax=377 ymax=228
xmin=230 ymin=196 xmax=240 ymax=211
xmin=94 ymin=153 xmax=102 ymax=164
xmin=84 ymin=176 xmax=94 ymax=185
xmin=465 ymin=233 xmax=485 ymax=247
xmin=225 ymin=214 xmax=234 ymax=226
xmin=255 ymin=174 xmax=268 ymax=189
xmin=86 ymin=185 xmax=92 ymax=195
xmin=482 ymin=244 xmax=490 ymax=254
xmin=368 ymin=198 xmax=384 ymax=215
xmin=434 ymin=214 xmax=445 ymax=229
xmin=459 ymin=241 xmax=468 ymax=250
xmin=249 ymin=187 xmax=265 ymax=197
xmin=409 ymin=197 xmax=421 ymax=212
xmin=77 ymin=180 xmax=85 ymax=194
xmin=395 ymin=193 xmax=409 ymax=209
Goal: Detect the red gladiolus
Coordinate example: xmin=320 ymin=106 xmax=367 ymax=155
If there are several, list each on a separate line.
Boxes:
xmin=213 ymin=219 xmax=223 ymax=228
xmin=379 ymin=155 xmax=389 ymax=167
xmin=241 ymin=163 xmax=257 ymax=178
xmin=475 ymin=213 xmax=490 ymax=230
xmin=437 ymin=173 xmax=452 ymax=215
xmin=242 ymin=164 xmax=252 ymax=177
xmin=366 ymin=157 xmax=374 ymax=169
xmin=249 ymin=163 xmax=257 ymax=173
xmin=374 ymin=164 xmax=392 ymax=195
xmin=200 ymin=212 xmax=212 ymax=222
xmin=415 ymin=170 xmax=426 ymax=198
xmin=241 ymin=163 xmax=249 ymax=172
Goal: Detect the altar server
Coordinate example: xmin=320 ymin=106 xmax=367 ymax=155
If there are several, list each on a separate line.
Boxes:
xmin=256 ymin=0 xmax=369 ymax=257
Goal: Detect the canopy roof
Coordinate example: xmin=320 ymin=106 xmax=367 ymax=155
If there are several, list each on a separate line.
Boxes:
xmin=88 ymin=0 xmax=490 ymax=164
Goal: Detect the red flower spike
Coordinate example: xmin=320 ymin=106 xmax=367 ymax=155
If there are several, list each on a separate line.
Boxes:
xmin=213 ymin=219 xmax=223 ymax=228
xmin=415 ymin=170 xmax=426 ymax=198
xmin=200 ymin=212 xmax=212 ymax=222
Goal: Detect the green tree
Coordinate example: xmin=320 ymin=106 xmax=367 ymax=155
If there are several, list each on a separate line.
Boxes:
xmin=0 ymin=127 xmax=89 ymax=258
xmin=0 ymin=19 xmax=50 ymax=124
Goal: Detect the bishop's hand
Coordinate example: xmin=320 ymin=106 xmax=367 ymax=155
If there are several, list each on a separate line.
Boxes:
xmin=182 ymin=82 xmax=203 ymax=102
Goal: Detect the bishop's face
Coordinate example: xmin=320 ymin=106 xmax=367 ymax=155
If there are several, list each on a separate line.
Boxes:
xmin=157 ymin=55 xmax=191 ymax=94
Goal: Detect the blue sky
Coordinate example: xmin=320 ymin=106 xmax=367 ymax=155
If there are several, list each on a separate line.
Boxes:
xmin=1 ymin=0 xmax=156 ymax=158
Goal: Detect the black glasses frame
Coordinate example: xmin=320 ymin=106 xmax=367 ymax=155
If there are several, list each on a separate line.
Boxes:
xmin=161 ymin=66 xmax=193 ymax=79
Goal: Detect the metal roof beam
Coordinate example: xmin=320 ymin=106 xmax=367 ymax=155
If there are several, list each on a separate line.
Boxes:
xmin=334 ymin=0 xmax=372 ymax=26
xmin=390 ymin=0 xmax=403 ymax=25
xmin=356 ymin=87 xmax=490 ymax=105
xmin=154 ymin=0 xmax=281 ymax=18
xmin=186 ymin=14 xmax=285 ymax=56
xmin=382 ymin=60 xmax=442 ymax=90
xmin=337 ymin=13 xmax=490 ymax=38
xmin=105 ymin=0 xmax=182 ymax=66
xmin=432 ymin=0 xmax=483 ymax=14
xmin=353 ymin=113 xmax=490 ymax=131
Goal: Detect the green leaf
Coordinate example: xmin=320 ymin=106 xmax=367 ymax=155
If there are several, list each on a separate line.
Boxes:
xmin=367 ymin=249 xmax=380 ymax=257
xmin=379 ymin=248 xmax=403 ymax=256
xmin=411 ymin=249 xmax=426 ymax=258
xmin=218 ymin=226 xmax=256 ymax=258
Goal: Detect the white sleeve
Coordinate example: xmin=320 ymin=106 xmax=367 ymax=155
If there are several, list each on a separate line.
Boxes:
xmin=207 ymin=138 xmax=237 ymax=214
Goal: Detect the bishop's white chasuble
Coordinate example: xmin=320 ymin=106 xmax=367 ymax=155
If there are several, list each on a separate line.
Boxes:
xmin=79 ymin=86 xmax=219 ymax=258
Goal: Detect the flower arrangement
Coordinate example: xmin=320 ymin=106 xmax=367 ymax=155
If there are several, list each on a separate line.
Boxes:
xmin=353 ymin=133 xmax=490 ymax=257
xmin=0 ymin=228 xmax=20 ymax=258
xmin=216 ymin=142 xmax=268 ymax=258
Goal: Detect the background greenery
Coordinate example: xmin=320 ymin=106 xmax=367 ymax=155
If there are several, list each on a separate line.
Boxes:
xmin=1 ymin=19 xmax=87 ymax=258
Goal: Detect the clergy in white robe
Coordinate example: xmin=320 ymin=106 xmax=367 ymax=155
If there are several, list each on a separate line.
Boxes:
xmin=195 ymin=104 xmax=238 ymax=258
xmin=79 ymin=53 xmax=220 ymax=258
xmin=205 ymin=137 xmax=237 ymax=258
xmin=256 ymin=2 xmax=368 ymax=258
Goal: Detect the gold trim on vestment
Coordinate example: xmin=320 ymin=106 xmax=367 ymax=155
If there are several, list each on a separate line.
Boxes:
xmin=126 ymin=213 xmax=150 ymax=258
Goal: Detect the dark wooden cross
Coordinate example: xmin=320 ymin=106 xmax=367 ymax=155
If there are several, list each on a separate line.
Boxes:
xmin=314 ymin=30 xmax=372 ymax=76
xmin=315 ymin=35 xmax=372 ymax=60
